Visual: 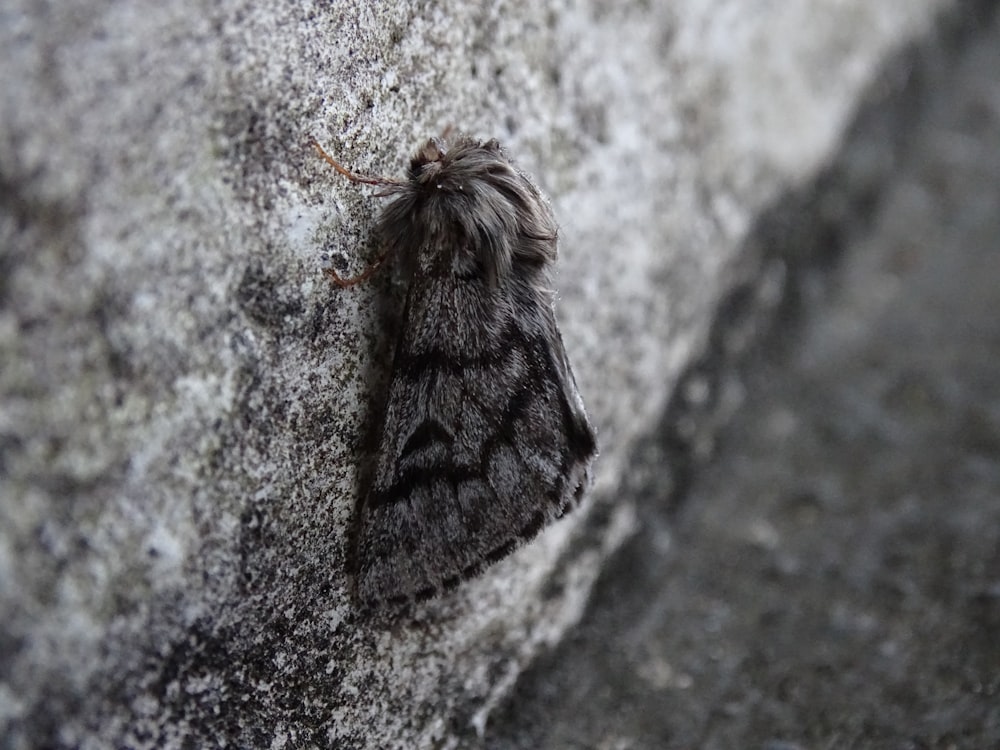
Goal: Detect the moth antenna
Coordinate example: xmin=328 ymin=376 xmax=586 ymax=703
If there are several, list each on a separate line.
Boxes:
xmin=311 ymin=136 xmax=402 ymax=286
xmin=308 ymin=137 xmax=404 ymax=188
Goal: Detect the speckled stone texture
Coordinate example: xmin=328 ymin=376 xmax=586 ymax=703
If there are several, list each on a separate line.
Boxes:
xmin=0 ymin=1 xmax=952 ymax=748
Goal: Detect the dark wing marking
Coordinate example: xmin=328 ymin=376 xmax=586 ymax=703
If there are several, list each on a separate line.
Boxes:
xmin=353 ymin=266 xmax=596 ymax=608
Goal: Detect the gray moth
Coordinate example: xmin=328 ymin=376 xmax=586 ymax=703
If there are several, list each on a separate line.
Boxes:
xmin=311 ymin=134 xmax=598 ymax=609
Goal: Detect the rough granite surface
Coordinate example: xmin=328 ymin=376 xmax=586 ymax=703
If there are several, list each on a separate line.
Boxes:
xmin=0 ymin=1 xmax=949 ymax=747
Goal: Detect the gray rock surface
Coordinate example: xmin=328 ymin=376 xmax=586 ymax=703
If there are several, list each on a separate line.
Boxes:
xmin=0 ymin=1 xmax=956 ymax=747
xmin=487 ymin=3 xmax=1000 ymax=747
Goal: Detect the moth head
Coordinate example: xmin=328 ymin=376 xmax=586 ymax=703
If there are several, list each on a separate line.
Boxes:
xmin=385 ymin=136 xmax=557 ymax=287
xmin=409 ymin=138 xmax=448 ymax=184
xmin=408 ymin=137 xmax=510 ymax=190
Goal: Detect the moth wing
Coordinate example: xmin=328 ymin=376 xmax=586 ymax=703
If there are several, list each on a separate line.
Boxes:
xmin=353 ymin=268 xmax=597 ymax=607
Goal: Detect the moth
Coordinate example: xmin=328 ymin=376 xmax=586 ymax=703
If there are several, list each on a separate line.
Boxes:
xmin=311 ymin=134 xmax=598 ymax=609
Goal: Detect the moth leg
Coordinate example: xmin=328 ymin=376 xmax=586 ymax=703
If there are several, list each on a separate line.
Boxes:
xmin=323 ymin=246 xmax=393 ymax=288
